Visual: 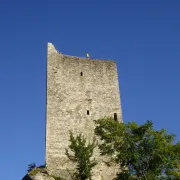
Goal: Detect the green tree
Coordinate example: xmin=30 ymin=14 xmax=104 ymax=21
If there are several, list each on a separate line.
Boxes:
xmin=66 ymin=132 xmax=97 ymax=180
xmin=94 ymin=118 xmax=180 ymax=180
xmin=165 ymin=141 xmax=180 ymax=179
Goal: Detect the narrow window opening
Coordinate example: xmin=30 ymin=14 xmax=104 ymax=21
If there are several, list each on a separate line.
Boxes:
xmin=87 ymin=110 xmax=90 ymax=115
xmin=114 ymin=113 xmax=118 ymax=121
xmin=80 ymin=72 xmax=83 ymax=76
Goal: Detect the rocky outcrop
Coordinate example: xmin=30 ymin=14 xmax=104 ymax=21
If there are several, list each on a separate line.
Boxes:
xmin=22 ymin=168 xmax=65 ymax=180
xmin=22 ymin=173 xmax=54 ymax=180
xmin=31 ymin=172 xmax=55 ymax=180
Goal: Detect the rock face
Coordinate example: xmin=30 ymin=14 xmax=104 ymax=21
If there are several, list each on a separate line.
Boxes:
xmin=31 ymin=173 xmax=54 ymax=180
xmin=46 ymin=43 xmax=122 ymax=180
xmin=22 ymin=172 xmax=57 ymax=180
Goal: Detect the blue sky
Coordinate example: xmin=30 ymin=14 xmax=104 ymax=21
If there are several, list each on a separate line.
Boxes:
xmin=0 ymin=1 xmax=180 ymax=179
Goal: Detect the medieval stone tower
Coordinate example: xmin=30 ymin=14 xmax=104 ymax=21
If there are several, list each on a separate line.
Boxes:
xmin=46 ymin=43 xmax=122 ymax=180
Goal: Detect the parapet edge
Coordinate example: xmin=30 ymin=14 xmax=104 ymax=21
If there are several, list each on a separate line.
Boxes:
xmin=47 ymin=42 xmax=116 ymax=63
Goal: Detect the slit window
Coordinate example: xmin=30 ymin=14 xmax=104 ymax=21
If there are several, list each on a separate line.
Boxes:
xmin=114 ymin=113 xmax=118 ymax=121
xmin=80 ymin=72 xmax=83 ymax=76
xmin=87 ymin=110 xmax=90 ymax=115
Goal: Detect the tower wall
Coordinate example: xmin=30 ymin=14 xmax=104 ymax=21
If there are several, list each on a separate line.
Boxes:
xmin=46 ymin=43 xmax=122 ymax=180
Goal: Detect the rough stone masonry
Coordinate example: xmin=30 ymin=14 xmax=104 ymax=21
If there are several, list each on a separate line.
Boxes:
xmin=46 ymin=43 xmax=122 ymax=180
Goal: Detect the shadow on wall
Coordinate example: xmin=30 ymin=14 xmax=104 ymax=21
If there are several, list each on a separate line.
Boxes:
xmin=22 ymin=174 xmax=31 ymax=180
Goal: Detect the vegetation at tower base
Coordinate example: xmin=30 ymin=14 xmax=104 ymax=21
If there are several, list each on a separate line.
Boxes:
xmin=165 ymin=141 xmax=180 ymax=179
xmin=22 ymin=118 xmax=179 ymax=180
xmin=65 ymin=131 xmax=97 ymax=180
xmin=22 ymin=163 xmax=65 ymax=180
xmin=94 ymin=118 xmax=180 ymax=180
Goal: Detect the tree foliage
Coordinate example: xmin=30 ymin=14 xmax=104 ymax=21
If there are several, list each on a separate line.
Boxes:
xmin=94 ymin=118 xmax=180 ymax=180
xmin=165 ymin=141 xmax=180 ymax=179
xmin=66 ymin=132 xmax=97 ymax=180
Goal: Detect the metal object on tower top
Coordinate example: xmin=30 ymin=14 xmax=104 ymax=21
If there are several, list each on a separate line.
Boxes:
xmin=86 ymin=53 xmax=90 ymax=58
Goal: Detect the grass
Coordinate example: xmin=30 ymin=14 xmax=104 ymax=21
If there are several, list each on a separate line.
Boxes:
xmin=28 ymin=167 xmax=66 ymax=180
xmin=28 ymin=167 xmax=47 ymax=176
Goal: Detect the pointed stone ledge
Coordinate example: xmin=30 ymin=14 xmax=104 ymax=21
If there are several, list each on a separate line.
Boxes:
xmin=47 ymin=42 xmax=63 ymax=56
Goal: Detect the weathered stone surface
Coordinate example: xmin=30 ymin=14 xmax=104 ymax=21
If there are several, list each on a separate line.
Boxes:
xmin=31 ymin=173 xmax=54 ymax=180
xmin=45 ymin=43 xmax=122 ymax=180
xmin=22 ymin=172 xmax=55 ymax=180
xmin=50 ymin=169 xmax=73 ymax=180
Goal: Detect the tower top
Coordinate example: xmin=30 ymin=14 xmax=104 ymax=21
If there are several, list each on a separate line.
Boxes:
xmin=47 ymin=42 xmax=116 ymax=63
xmin=48 ymin=42 xmax=58 ymax=55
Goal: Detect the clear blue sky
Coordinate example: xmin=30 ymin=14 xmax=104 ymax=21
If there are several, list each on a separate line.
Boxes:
xmin=0 ymin=1 xmax=180 ymax=179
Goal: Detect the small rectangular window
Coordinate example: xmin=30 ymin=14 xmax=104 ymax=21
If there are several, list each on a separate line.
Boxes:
xmin=80 ymin=72 xmax=83 ymax=76
xmin=114 ymin=113 xmax=118 ymax=121
xmin=87 ymin=110 xmax=89 ymax=115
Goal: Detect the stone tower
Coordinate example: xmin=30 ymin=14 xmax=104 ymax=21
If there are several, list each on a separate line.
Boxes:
xmin=46 ymin=43 xmax=122 ymax=180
